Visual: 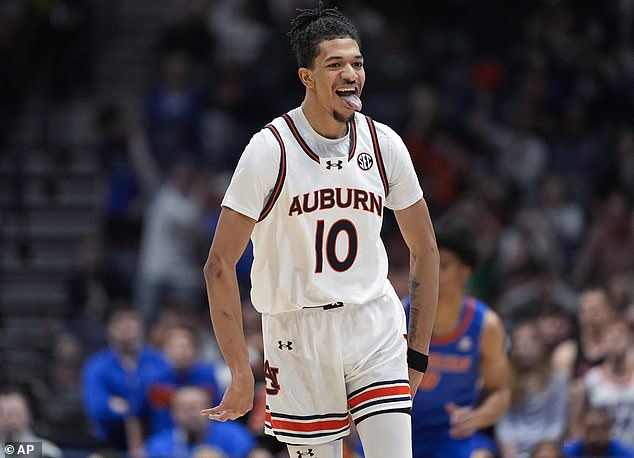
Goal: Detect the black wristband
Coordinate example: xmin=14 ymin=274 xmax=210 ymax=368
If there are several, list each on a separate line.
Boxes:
xmin=407 ymin=348 xmax=429 ymax=372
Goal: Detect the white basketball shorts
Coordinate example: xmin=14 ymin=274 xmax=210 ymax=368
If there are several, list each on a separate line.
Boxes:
xmin=261 ymin=287 xmax=412 ymax=445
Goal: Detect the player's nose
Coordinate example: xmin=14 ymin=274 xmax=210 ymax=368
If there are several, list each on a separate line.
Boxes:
xmin=340 ymin=63 xmax=358 ymax=81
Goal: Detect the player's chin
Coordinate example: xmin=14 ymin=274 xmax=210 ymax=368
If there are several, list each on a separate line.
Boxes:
xmin=332 ymin=107 xmax=356 ymax=123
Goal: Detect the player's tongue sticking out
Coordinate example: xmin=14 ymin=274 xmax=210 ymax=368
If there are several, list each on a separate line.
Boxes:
xmin=339 ymin=93 xmax=362 ymax=111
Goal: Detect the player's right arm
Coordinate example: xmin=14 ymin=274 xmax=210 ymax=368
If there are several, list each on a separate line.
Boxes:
xmin=200 ymin=128 xmax=279 ymax=421
xmin=201 ymin=207 xmax=256 ymax=421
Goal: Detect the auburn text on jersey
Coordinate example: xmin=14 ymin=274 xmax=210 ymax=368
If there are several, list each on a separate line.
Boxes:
xmin=288 ymin=187 xmax=383 ymax=217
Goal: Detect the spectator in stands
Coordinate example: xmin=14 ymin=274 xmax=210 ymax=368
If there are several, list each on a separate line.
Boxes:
xmin=535 ymin=303 xmax=576 ymax=356
xmin=144 ymin=386 xmax=255 ymax=458
xmin=494 ymin=206 xmax=577 ymax=327
xmin=529 ymin=441 xmax=565 ymax=458
xmin=42 ymin=332 xmax=94 ymax=448
xmin=572 ymin=191 xmax=634 ymax=289
xmin=538 ymin=174 xmax=585 ymax=269
xmin=157 ymin=2 xmax=214 ymax=67
xmin=135 ymin=160 xmax=207 ymax=324
xmin=607 ymin=270 xmax=634 ymax=314
xmin=563 ymin=407 xmax=634 ymax=458
xmin=95 ymin=104 xmax=144 ymax=253
xmin=81 ymin=307 xmax=164 ymax=456
xmin=547 ymin=98 xmax=612 ymax=209
xmin=552 ymin=286 xmax=614 ymax=379
xmin=146 ymin=325 xmax=220 ymax=435
xmin=568 ymin=317 xmax=634 ymax=448
xmin=144 ymin=50 xmax=205 ymax=172
xmin=65 ymin=237 xmax=114 ymax=355
xmin=148 ymin=297 xmax=199 ymax=349
xmin=403 ymin=109 xmax=471 ymax=215
xmin=192 ymin=446 xmax=227 ymax=458
xmin=94 ymin=102 xmax=163 ymax=304
xmin=0 ymin=390 xmax=62 ymax=458
xmin=495 ymin=320 xmax=570 ymax=458
xmin=478 ymin=96 xmax=548 ymax=203
xmin=625 ymin=302 xmax=634 ymax=336
xmin=204 ymin=0 xmax=270 ymax=69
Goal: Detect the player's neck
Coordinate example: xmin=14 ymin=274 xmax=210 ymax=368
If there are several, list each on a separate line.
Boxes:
xmin=433 ymin=292 xmax=465 ymax=334
xmin=301 ymin=99 xmax=348 ymax=139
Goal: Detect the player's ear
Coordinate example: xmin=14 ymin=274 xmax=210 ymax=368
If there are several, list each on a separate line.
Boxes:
xmin=298 ymin=67 xmax=314 ymax=89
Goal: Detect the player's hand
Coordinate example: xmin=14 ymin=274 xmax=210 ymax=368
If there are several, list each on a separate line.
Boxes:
xmin=201 ymin=371 xmax=255 ymax=422
xmin=445 ymin=402 xmax=480 ymax=438
xmin=408 ymin=368 xmax=424 ymax=401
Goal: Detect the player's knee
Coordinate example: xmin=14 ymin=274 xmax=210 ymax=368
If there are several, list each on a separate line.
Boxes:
xmin=356 ymin=412 xmax=412 ymax=458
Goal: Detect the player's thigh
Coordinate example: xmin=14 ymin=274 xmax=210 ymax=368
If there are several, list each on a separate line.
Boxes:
xmin=262 ymin=309 xmax=350 ymax=445
xmin=343 ymin=292 xmax=411 ymax=424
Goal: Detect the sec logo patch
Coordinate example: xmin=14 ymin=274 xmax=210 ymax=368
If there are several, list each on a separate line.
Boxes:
xmin=357 ymin=152 xmax=373 ymax=170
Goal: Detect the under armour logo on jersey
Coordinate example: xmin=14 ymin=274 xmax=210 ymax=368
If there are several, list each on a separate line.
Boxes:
xmin=278 ymin=340 xmax=293 ymax=350
xmin=296 ymin=450 xmax=315 ymax=457
xmin=325 ymin=159 xmax=343 ymax=170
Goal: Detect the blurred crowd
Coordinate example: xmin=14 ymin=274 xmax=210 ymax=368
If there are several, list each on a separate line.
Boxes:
xmin=1 ymin=0 xmax=634 ymax=457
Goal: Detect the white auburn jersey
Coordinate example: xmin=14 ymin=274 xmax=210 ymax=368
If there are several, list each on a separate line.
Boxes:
xmin=222 ymin=106 xmax=423 ymax=314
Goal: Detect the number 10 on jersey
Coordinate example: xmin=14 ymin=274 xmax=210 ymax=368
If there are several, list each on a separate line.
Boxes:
xmin=314 ymin=219 xmax=358 ymax=273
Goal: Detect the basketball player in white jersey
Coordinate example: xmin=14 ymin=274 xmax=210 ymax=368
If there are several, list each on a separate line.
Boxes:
xmin=200 ymin=5 xmax=439 ymax=457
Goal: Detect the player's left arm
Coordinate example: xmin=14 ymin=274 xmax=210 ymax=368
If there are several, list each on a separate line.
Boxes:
xmin=446 ymin=309 xmax=511 ymax=438
xmin=393 ymin=198 xmax=439 ymax=396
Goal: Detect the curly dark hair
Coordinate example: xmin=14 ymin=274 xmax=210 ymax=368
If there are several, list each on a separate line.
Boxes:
xmin=288 ymin=2 xmax=361 ymax=69
xmin=434 ymin=218 xmax=479 ymax=269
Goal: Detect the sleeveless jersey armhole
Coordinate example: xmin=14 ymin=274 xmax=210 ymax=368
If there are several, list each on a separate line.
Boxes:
xmin=258 ymin=124 xmax=287 ymax=222
xmin=364 ymin=115 xmax=389 ymax=197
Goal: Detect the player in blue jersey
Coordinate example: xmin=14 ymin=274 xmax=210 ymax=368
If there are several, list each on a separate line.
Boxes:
xmin=406 ymin=220 xmax=511 ymax=458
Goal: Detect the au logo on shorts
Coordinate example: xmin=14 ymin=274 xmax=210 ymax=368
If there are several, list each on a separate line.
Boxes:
xmin=264 ymin=360 xmax=281 ymax=395
xmin=296 ymin=450 xmax=315 ymax=457
xmin=357 ymin=152 xmax=373 ymax=170
xmin=278 ymin=340 xmax=293 ymax=350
